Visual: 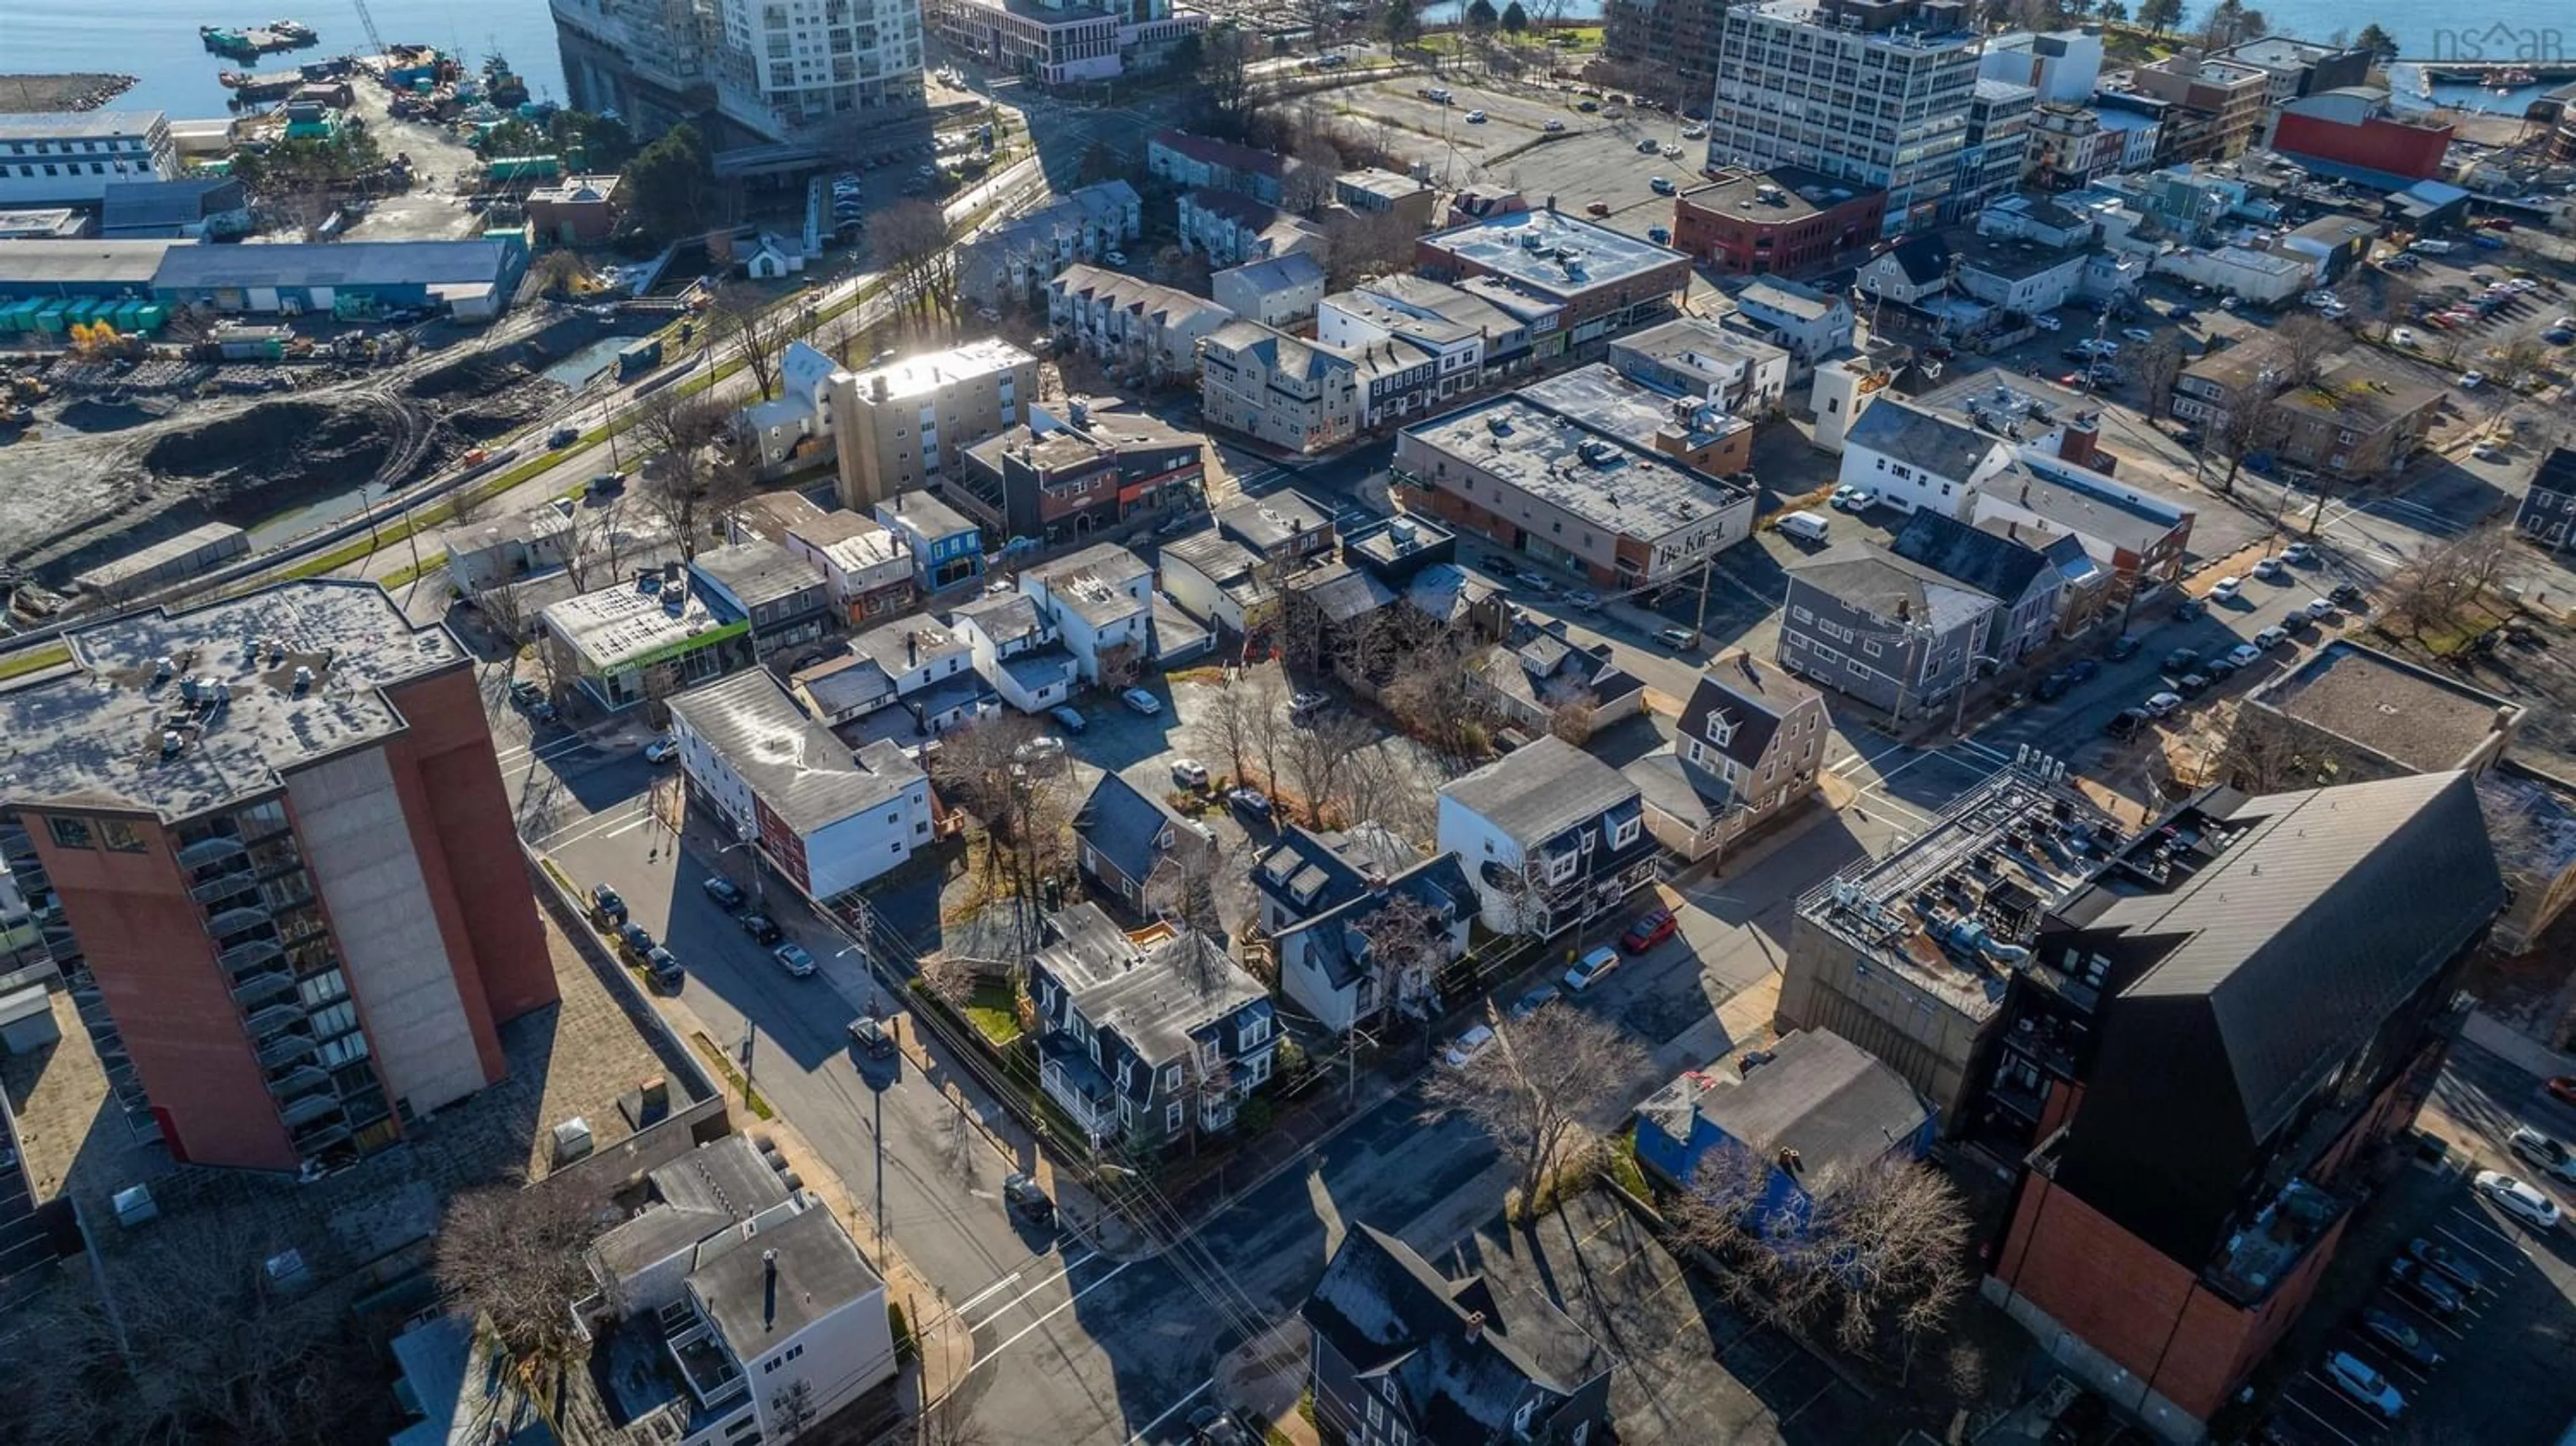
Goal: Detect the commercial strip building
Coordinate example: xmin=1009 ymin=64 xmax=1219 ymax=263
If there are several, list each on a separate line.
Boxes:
xmin=0 ymin=235 xmax=528 ymax=322
xmin=666 ymin=670 xmax=934 ymax=901
xmin=539 ymin=567 xmax=754 ymax=714
xmin=957 ymin=403 xmax=1208 ymax=545
xmin=1413 ymin=206 xmax=1690 ymax=351
xmin=0 ymin=581 xmax=557 ymax=1171
xmin=1671 ymin=167 xmax=1887 ymax=279
xmin=826 ymin=339 xmax=1040 ymax=511
xmin=1394 ymin=393 xmax=1756 ymax=593
xmin=1703 ymin=0 xmax=1984 ymax=237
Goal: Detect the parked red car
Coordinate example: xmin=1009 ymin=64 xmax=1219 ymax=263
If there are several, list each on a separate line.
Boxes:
xmin=1620 ymin=908 xmax=1678 ymax=954
xmin=2548 ymin=1076 xmax=2576 ymax=1108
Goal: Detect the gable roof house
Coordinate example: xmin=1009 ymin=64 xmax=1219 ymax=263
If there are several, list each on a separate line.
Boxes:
xmin=1890 ymin=508 xmax=2063 ymax=664
xmin=1159 ymin=529 xmax=1279 ymax=636
xmin=1022 ymin=541 xmax=1156 ymax=687
xmin=1627 ymin=653 xmax=1830 ymax=863
xmin=1835 ymin=397 xmax=2017 ymax=518
xmin=1436 ymin=736 xmax=1657 ymax=939
xmin=2512 ymin=445 xmax=2576 ymax=553
xmin=1028 ymin=903 xmax=1278 ymax=1148
xmin=1303 ymin=1225 xmax=1614 ymax=1446
xmin=1074 ymin=771 xmax=1209 ymax=913
xmin=1984 ymin=772 xmax=2508 ymax=1439
xmin=947 ymin=590 xmax=1077 ymax=714
xmin=1465 ymin=620 xmax=1646 ymax=736
xmin=1254 ymin=824 xmax=1477 ymax=1035
xmin=1777 ymin=543 xmax=2001 ymax=722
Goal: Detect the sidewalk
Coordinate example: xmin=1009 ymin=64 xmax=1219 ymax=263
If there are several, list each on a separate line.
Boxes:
xmin=627 ymin=967 xmax=976 ymax=1412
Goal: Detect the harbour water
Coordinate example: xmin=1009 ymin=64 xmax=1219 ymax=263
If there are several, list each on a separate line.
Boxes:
xmin=1 ymin=0 xmax=2561 ymax=123
xmin=3 ymin=0 xmax=574 ymax=119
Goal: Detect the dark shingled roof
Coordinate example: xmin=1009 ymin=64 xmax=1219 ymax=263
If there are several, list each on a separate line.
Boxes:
xmin=2530 ymin=445 xmax=2576 ymax=502
xmin=1677 ymin=651 xmax=1822 ymax=771
xmin=1302 ymin=1225 xmax=1609 ymax=1441
xmin=2053 ymin=772 xmax=2507 ymax=1264
xmin=1074 ymin=771 xmax=1197 ymax=886
xmin=1784 ymin=541 xmax=2000 ymax=633
xmin=1878 ymin=232 xmax=1955 ymax=286
xmin=1890 ymin=508 xmax=2057 ymax=605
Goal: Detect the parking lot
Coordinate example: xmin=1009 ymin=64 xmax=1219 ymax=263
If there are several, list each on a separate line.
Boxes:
xmin=2259 ymin=1037 xmax=2576 ymax=1446
xmin=1315 ymin=74 xmax=1699 ymax=224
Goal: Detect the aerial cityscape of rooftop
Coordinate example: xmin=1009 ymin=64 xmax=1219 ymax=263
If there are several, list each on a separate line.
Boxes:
xmin=4 ymin=3 xmax=2576 ymax=1443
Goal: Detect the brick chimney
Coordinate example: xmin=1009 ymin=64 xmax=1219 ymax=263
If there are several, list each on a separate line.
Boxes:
xmin=2059 ymin=414 xmax=2100 ymax=470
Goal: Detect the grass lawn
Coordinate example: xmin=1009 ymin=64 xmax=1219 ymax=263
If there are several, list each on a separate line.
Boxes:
xmin=965 ymin=979 xmax=1023 ymax=1046
xmin=0 ymin=641 xmax=72 ymax=681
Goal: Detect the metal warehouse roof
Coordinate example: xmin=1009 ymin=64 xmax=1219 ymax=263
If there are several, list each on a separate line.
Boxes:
xmin=151 ymin=239 xmax=517 ymax=291
xmin=0 ymin=238 xmax=178 ymax=287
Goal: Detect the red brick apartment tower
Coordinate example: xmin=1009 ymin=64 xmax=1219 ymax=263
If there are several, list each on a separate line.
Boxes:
xmin=0 ymin=581 xmax=555 ymax=1171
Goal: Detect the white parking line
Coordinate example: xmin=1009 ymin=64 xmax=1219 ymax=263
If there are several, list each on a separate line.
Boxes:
xmin=532 ymin=799 xmax=651 ymax=847
xmin=2433 ymin=1221 xmax=2521 ymax=1272
xmin=2282 ymin=1386 xmax=2364 ymax=1446
xmin=2446 ymin=1204 xmax=2524 ymax=1249
xmin=953 ymin=1257 xmax=1142 ymax=1382
xmin=968 ymin=1249 xmax=1102 ymax=1330
xmin=1124 ymin=1377 xmax=1216 ymax=1445
xmin=951 ymin=1270 xmax=1026 ymax=1319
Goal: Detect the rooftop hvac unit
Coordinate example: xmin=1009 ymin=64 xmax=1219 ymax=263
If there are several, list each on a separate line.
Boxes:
xmin=291 ymin=666 xmax=314 ymax=694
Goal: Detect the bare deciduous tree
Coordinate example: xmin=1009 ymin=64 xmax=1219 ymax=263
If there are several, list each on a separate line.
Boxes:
xmin=1350 ymin=887 xmax=1450 ymax=1012
xmin=2274 ymin=315 xmax=2341 ymax=390
xmin=435 ymin=1178 xmax=612 ymax=1419
xmin=2216 ymin=703 xmax=2342 ymax=792
xmin=875 ymin=201 xmax=959 ymax=320
xmin=1666 ymin=1144 xmax=1974 ymax=1365
xmin=633 ymin=390 xmax=739 ymax=561
xmin=2135 ymin=335 xmax=2187 ymax=415
xmin=1382 ymin=630 xmax=1502 ymax=758
xmin=1187 ymin=673 xmax=1261 ymax=787
xmin=1419 ymin=1003 xmax=1647 ymax=1206
xmin=1281 ymin=708 xmax=1376 ymax=826
xmin=2209 ymin=377 xmax=2287 ymax=497
xmin=2383 ymin=518 xmax=2514 ymax=637
xmin=3 ymin=1203 xmax=358 ymax=1445
xmin=710 ymin=283 xmax=810 ymax=402
xmin=1547 ymin=696 xmax=1597 ymax=746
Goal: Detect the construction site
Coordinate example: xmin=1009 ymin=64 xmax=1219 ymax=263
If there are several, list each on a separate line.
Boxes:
xmin=0 ymin=304 xmax=651 ymax=606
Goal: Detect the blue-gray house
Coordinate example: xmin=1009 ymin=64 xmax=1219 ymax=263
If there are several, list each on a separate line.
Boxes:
xmin=1027 ymin=903 xmax=1276 ymax=1150
xmin=1633 ymin=1028 xmax=1933 ymax=1227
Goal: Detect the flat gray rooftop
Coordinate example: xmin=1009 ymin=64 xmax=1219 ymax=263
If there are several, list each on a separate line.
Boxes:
xmin=543 ymin=577 xmax=734 ymax=669
xmin=0 ymin=581 xmax=464 ymax=823
xmin=1422 ymin=207 xmax=1687 ymax=302
xmin=2253 ymin=641 xmax=2520 ymax=773
xmin=1403 ymin=396 xmax=1747 ymax=543
xmin=847 ymin=339 xmax=1034 ymax=406
xmin=0 ymin=111 xmax=165 ymax=141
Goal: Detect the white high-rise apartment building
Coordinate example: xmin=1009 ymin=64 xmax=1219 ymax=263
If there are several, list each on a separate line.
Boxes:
xmin=716 ymin=0 xmax=926 ymax=141
xmin=1704 ymin=0 xmax=1983 ymax=239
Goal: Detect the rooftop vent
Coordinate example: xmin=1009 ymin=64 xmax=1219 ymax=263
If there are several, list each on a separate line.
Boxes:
xmin=291 ymin=666 xmax=313 ymax=695
xmin=160 ymin=730 xmax=183 ymax=759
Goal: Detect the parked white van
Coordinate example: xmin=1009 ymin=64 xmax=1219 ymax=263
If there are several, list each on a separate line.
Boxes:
xmin=1777 ymin=510 xmax=1831 ymax=543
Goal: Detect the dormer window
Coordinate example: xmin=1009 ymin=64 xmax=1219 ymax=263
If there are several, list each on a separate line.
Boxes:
xmin=1705 ymin=714 xmax=1735 ymax=748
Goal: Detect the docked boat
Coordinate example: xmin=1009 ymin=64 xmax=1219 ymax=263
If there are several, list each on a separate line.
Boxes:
xmin=200 ymin=20 xmax=319 ymax=60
